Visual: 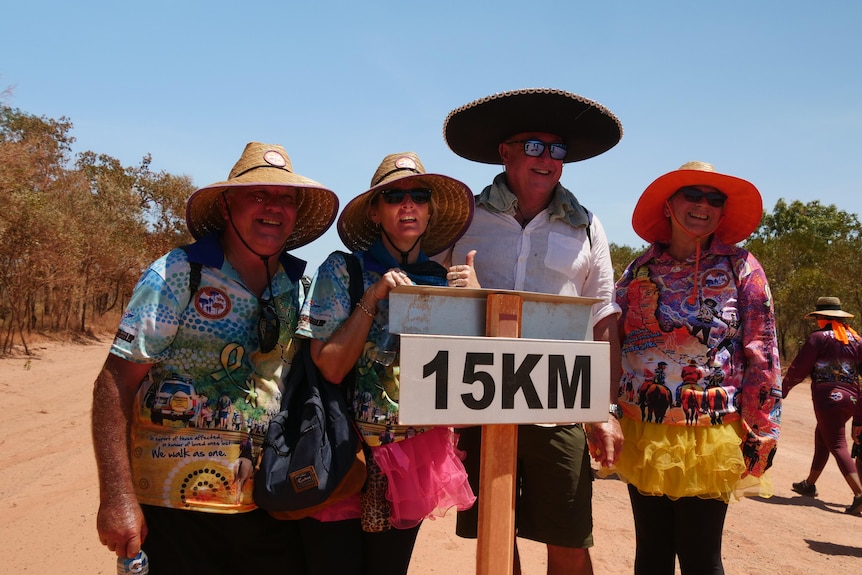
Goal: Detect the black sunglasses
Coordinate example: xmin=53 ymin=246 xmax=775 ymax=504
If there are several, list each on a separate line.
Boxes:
xmin=505 ymin=139 xmax=568 ymax=161
xmin=379 ymin=188 xmax=432 ymax=204
xmin=257 ymin=298 xmax=280 ymax=354
xmin=677 ymin=186 xmax=727 ymax=208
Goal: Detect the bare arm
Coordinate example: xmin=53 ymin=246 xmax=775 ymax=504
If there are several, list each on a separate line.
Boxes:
xmin=311 ymin=269 xmax=414 ymax=383
xmin=585 ymin=313 xmax=624 ymax=467
xmin=92 ymin=354 xmax=151 ymax=559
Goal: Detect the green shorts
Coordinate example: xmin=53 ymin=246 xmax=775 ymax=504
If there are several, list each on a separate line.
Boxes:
xmin=455 ymin=424 xmax=594 ymax=548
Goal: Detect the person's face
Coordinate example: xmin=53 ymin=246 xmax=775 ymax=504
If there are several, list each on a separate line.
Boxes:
xmin=499 ymin=131 xmax=565 ymax=199
xmin=220 ymin=186 xmax=298 ymax=254
xmin=368 ymin=180 xmax=432 ymax=250
xmin=666 ymin=185 xmax=726 ymax=239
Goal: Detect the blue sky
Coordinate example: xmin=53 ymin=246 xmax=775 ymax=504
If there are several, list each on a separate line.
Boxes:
xmin=3 ymin=1 xmax=860 ymax=271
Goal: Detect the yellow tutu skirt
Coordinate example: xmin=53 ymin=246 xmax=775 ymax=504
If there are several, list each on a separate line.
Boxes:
xmin=601 ymin=417 xmax=773 ymax=503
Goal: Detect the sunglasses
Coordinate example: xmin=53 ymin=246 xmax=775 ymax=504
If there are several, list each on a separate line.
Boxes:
xmin=257 ymin=298 xmax=280 ymax=353
xmin=677 ymin=186 xmax=727 ymax=208
xmin=379 ymin=188 xmax=432 ymax=204
xmin=505 ymin=139 xmax=568 ymax=161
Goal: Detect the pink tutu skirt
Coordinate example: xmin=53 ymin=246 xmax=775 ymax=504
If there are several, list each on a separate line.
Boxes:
xmin=372 ymin=427 xmax=476 ymax=529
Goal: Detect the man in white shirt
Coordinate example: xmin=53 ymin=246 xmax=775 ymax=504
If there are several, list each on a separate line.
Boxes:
xmin=439 ymin=88 xmax=624 ymax=575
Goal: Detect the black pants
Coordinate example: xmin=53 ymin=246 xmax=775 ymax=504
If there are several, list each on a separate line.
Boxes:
xmin=298 ymin=517 xmax=421 ymax=575
xmin=628 ymin=484 xmax=728 ymax=575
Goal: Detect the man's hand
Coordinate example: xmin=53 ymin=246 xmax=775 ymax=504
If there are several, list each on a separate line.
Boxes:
xmin=585 ymin=418 xmax=623 ymax=467
xmin=447 ymin=250 xmax=480 ymax=288
xmin=97 ymin=492 xmax=147 ymax=559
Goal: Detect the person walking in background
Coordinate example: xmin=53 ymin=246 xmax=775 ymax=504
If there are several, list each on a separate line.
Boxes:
xmin=783 ymin=296 xmax=862 ymax=515
xmin=614 ymin=161 xmax=782 ymax=574
xmin=295 ymin=152 xmax=477 ymax=574
xmin=92 ymin=142 xmax=338 ymax=574
xmin=439 ymin=88 xmax=624 ymax=575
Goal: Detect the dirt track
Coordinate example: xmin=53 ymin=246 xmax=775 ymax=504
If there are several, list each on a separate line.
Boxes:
xmin=1 ymin=339 xmax=860 ymax=574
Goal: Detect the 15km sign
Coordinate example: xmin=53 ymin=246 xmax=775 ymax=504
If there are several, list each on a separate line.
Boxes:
xmin=398 ymin=334 xmax=610 ymax=426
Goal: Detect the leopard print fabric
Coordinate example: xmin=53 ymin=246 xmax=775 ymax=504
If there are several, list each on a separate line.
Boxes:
xmin=360 ymin=449 xmax=391 ymax=532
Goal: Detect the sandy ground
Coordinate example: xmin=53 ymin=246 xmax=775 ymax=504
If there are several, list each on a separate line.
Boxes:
xmin=1 ymin=338 xmax=861 ymax=574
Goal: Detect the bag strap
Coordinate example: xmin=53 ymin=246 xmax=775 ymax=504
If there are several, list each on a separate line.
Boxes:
xmin=335 ymin=251 xmax=364 ymax=410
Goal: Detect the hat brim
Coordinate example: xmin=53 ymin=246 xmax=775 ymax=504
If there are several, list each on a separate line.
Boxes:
xmin=805 ymin=310 xmax=854 ymax=319
xmin=632 ymin=170 xmax=763 ymax=245
xmin=444 ymin=88 xmax=623 ymax=164
xmin=186 ymin=177 xmax=338 ymax=251
xmin=337 ymin=173 xmax=474 ymax=256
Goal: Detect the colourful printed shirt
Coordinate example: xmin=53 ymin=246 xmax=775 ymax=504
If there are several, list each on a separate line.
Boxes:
xmin=296 ymin=249 xmax=443 ymax=447
xmin=783 ymin=325 xmax=862 ymax=395
xmin=109 ymin=233 xmax=305 ymax=512
xmin=615 ymin=240 xmax=782 ymax=477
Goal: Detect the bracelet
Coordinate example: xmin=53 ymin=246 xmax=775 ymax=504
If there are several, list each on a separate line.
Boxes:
xmin=356 ymin=299 xmax=377 ymax=318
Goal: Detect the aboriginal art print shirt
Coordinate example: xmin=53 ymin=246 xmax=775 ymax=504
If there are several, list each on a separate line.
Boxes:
xmin=615 ymin=239 xmax=782 ymax=478
xmin=110 ymin=233 xmax=305 ymax=513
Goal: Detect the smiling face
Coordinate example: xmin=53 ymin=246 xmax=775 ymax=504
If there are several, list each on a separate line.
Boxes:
xmin=367 ymin=180 xmax=432 ymax=254
xmin=499 ymin=131 xmax=565 ymax=201
xmin=666 ymin=185 xmax=725 ymax=240
xmin=220 ymin=186 xmax=298 ymax=256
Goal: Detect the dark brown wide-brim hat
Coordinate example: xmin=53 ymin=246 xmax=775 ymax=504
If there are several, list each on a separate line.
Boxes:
xmin=337 ymin=152 xmax=474 ymax=256
xmin=632 ymin=161 xmax=763 ymax=245
xmin=185 ymin=142 xmax=338 ymax=251
xmin=805 ymin=296 xmax=854 ymax=319
xmin=443 ymin=88 xmax=623 ymax=164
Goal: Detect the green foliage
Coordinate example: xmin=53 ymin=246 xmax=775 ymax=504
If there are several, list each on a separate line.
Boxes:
xmin=0 ymin=104 xmax=195 ymax=352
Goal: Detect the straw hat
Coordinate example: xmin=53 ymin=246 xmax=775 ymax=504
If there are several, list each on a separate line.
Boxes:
xmin=443 ymin=88 xmax=623 ymax=164
xmin=337 ymin=152 xmax=474 ymax=256
xmin=185 ymin=142 xmax=338 ymax=251
xmin=632 ymin=161 xmax=763 ymax=245
xmin=804 ymin=296 xmax=854 ymax=319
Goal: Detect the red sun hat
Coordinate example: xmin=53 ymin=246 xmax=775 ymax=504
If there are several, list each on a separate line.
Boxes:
xmin=632 ymin=161 xmax=763 ymax=245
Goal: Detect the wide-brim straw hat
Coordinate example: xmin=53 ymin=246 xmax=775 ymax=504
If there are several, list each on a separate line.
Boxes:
xmin=804 ymin=296 xmax=854 ymax=319
xmin=632 ymin=161 xmax=763 ymax=245
xmin=443 ymin=88 xmax=623 ymax=164
xmin=185 ymin=142 xmax=338 ymax=251
xmin=337 ymin=152 xmax=474 ymax=256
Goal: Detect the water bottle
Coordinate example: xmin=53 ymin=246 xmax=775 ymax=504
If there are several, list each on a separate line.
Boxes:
xmin=117 ymin=550 xmax=149 ymax=575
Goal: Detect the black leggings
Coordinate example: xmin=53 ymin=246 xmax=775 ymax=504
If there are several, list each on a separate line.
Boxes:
xmin=298 ymin=517 xmax=421 ymax=575
xmin=628 ymin=485 xmax=728 ymax=575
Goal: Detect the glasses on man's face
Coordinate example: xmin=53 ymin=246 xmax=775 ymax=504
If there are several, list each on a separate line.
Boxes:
xmin=257 ymin=299 xmax=280 ymax=353
xmin=379 ymin=188 xmax=432 ymax=205
xmin=677 ymin=186 xmax=727 ymax=208
xmin=505 ymin=139 xmax=568 ymax=161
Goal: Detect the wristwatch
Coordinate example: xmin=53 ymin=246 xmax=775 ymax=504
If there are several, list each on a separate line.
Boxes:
xmin=609 ymin=403 xmax=623 ymax=420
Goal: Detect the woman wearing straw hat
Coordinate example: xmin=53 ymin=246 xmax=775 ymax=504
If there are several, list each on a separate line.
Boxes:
xmin=92 ymin=142 xmax=338 ymax=574
xmin=295 ymin=152 xmax=477 ymax=574
xmin=783 ymin=296 xmax=862 ymax=515
xmin=614 ymin=161 xmax=782 ymax=574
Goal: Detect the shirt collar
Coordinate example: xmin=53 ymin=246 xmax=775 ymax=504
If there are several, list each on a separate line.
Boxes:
xmin=475 ymin=172 xmax=590 ymax=229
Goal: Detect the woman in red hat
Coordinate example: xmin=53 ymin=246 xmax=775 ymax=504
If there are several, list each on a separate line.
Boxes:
xmin=613 ymin=161 xmax=782 ymax=574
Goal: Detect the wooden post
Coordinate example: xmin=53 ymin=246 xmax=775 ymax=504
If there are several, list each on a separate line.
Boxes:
xmin=476 ymin=293 xmax=522 ymax=575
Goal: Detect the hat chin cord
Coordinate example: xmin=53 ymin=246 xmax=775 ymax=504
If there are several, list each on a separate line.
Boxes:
xmin=665 ymin=200 xmax=725 ymax=305
xmin=222 ymin=192 xmax=286 ymax=297
xmin=380 ymin=227 xmax=423 ymax=266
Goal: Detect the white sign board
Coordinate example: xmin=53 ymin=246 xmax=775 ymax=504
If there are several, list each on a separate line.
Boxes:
xmin=398 ymin=334 xmax=610 ymax=426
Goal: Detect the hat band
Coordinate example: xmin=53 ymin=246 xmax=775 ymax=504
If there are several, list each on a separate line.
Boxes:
xmin=372 ymin=166 xmax=421 ymax=186
xmin=231 ymin=164 xmax=293 ymax=179
xmin=816 ymin=303 xmax=843 ymax=311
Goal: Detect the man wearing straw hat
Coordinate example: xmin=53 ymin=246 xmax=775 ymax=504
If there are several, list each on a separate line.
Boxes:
xmin=439 ymin=88 xmax=624 ymax=574
xmin=783 ymin=296 xmax=862 ymax=515
xmin=92 ymin=142 xmax=338 ymax=573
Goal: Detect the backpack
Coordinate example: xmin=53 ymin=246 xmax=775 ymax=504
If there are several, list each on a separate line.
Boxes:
xmin=254 ymin=252 xmax=368 ymax=519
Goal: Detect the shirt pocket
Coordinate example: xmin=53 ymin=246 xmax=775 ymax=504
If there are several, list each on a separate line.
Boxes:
xmin=544 ymin=231 xmax=589 ymax=281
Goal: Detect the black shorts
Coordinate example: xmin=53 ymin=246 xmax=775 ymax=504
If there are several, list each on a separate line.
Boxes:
xmin=455 ymin=424 xmax=594 ymax=548
xmin=141 ymin=505 xmax=307 ymax=574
